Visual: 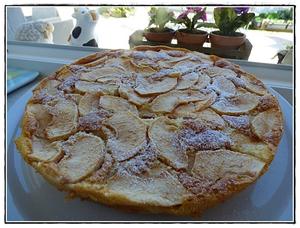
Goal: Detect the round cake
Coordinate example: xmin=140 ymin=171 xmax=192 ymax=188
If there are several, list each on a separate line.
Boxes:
xmin=16 ymin=45 xmax=283 ymax=217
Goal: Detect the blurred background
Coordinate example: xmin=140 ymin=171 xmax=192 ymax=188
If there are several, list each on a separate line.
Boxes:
xmin=7 ymin=6 xmax=293 ymax=64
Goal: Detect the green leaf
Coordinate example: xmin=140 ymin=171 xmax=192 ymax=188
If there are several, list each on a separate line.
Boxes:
xmin=195 ymin=22 xmax=204 ymax=29
xmin=213 ymin=8 xmax=222 ymax=28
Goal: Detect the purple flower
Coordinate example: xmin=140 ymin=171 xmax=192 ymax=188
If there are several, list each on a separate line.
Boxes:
xmin=234 ymin=7 xmax=249 ymax=14
xmin=186 ymin=7 xmax=203 ymax=13
xmin=201 ymin=11 xmax=207 ymax=21
xmin=177 ymin=11 xmax=189 ymax=19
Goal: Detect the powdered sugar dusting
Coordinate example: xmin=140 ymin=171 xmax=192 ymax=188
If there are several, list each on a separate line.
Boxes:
xmin=88 ymin=153 xmax=115 ymax=183
xmin=117 ymin=143 xmax=158 ymax=176
xmin=58 ymin=75 xmax=80 ymax=92
xmin=177 ymin=120 xmax=232 ymax=151
xmin=225 ymin=75 xmax=246 ymax=88
xmin=78 ymin=110 xmax=111 ymax=131
xmin=222 ymin=115 xmax=250 ymax=130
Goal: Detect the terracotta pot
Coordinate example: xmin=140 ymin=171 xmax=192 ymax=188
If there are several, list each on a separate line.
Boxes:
xmin=176 ymin=29 xmax=208 ymax=46
xmin=210 ymin=31 xmax=246 ymax=49
xmin=144 ymin=29 xmax=175 ymax=43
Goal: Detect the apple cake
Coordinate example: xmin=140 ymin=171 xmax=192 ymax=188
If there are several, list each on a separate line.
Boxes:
xmin=15 ymin=45 xmax=284 ymax=217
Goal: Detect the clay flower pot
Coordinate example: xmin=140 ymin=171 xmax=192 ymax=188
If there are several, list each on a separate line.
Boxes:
xmin=176 ymin=29 xmax=208 ymax=46
xmin=210 ymin=31 xmax=246 ymax=49
xmin=144 ymin=28 xmax=175 ymax=43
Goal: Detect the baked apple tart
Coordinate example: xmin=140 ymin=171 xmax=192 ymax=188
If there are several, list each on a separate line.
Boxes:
xmin=16 ymin=45 xmax=283 ymax=217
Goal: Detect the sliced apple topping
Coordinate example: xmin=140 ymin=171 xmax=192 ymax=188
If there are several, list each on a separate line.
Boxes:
xmin=151 ymin=90 xmax=207 ymax=113
xmin=211 ymin=92 xmax=259 ymax=115
xmin=31 ymin=79 xmax=62 ymax=103
xmin=194 ymin=109 xmax=226 ymax=130
xmin=191 ymin=72 xmax=211 ymax=90
xmin=45 ymin=99 xmax=78 ymax=140
xmin=134 ymin=75 xmax=177 ymax=95
xmin=177 ymin=120 xmax=231 ymax=151
xmin=241 ymin=73 xmax=267 ymax=95
xmin=99 ymin=95 xmax=138 ymax=115
xmin=104 ymin=112 xmax=147 ymax=161
xmin=29 ymin=136 xmax=63 ymax=162
xmin=229 ymin=130 xmax=274 ymax=162
xmin=23 ymin=103 xmax=52 ymax=137
xmin=96 ymin=75 xmax=121 ymax=84
xmin=118 ymin=143 xmax=158 ymax=176
xmin=173 ymin=90 xmax=217 ymax=116
xmin=118 ymin=85 xmax=152 ymax=106
xmin=251 ymin=108 xmax=283 ymax=145
xmin=65 ymin=93 xmax=82 ymax=105
xmin=202 ymin=66 xmax=237 ymax=78
xmin=75 ymin=81 xmax=119 ymax=95
xmin=105 ymin=163 xmax=189 ymax=207
xmin=210 ymin=76 xmax=236 ymax=97
xmin=256 ymin=94 xmax=279 ymax=112
xmin=222 ymin=115 xmax=250 ymax=130
xmin=149 ymin=117 xmax=188 ymax=170
xmin=57 ymin=132 xmax=106 ymax=183
xmin=80 ymin=67 xmax=125 ymax=82
xmin=78 ymin=110 xmax=111 ymax=131
xmin=33 ymin=79 xmax=61 ymax=96
xmin=192 ymin=149 xmax=265 ymax=184
xmin=78 ymin=93 xmax=101 ymax=116
xmin=176 ymin=72 xmax=199 ymax=90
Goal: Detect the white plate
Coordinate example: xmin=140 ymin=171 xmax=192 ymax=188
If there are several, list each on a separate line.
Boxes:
xmin=6 ymin=88 xmax=293 ymax=222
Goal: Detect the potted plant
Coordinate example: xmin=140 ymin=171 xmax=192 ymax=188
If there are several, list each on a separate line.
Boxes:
xmin=210 ymin=7 xmax=255 ymax=49
xmin=175 ymin=7 xmax=208 ymax=46
xmin=144 ymin=7 xmax=175 ymax=43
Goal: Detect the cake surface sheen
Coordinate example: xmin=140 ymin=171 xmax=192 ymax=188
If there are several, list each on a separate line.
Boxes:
xmin=15 ymin=45 xmax=284 ymax=217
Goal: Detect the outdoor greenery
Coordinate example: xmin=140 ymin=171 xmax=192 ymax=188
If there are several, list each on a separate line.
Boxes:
xmin=213 ymin=7 xmax=255 ymax=36
xmin=258 ymin=8 xmax=293 ymax=21
xmin=147 ymin=7 xmax=175 ymax=32
xmin=174 ymin=7 xmax=207 ymax=33
xmin=249 ymin=8 xmax=293 ymax=30
xmin=98 ymin=7 xmax=135 ymax=18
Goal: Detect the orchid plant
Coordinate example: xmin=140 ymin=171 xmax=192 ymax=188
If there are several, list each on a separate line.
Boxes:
xmin=175 ymin=7 xmax=207 ymax=33
xmin=147 ymin=7 xmax=175 ymax=32
xmin=213 ymin=7 xmax=255 ymax=36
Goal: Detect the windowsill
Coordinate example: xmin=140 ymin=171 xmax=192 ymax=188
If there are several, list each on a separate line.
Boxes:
xmin=7 ymin=40 xmax=293 ymax=90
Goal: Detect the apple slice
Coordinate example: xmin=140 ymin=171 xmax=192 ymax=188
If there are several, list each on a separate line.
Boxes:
xmin=202 ymin=66 xmax=237 ymax=78
xmin=105 ymin=163 xmax=189 ymax=207
xmin=194 ymin=108 xmax=225 ymax=130
xmin=23 ymin=103 xmax=52 ymax=137
xmin=118 ymin=85 xmax=152 ymax=106
xmin=149 ymin=117 xmax=188 ymax=170
xmin=78 ymin=93 xmax=101 ymax=116
xmin=251 ymin=108 xmax=283 ymax=145
xmin=99 ymin=95 xmax=138 ymax=115
xmin=191 ymin=72 xmax=211 ymax=90
xmin=151 ymin=90 xmax=207 ymax=113
xmin=57 ymin=132 xmax=106 ymax=183
xmin=241 ymin=73 xmax=267 ymax=95
xmin=192 ymin=149 xmax=265 ymax=184
xmin=134 ymin=75 xmax=177 ymax=96
xmin=80 ymin=67 xmax=125 ymax=82
xmin=211 ymin=92 xmax=259 ymax=115
xmin=173 ymin=91 xmax=217 ymax=115
xmin=229 ymin=130 xmax=274 ymax=162
xmin=210 ymin=76 xmax=236 ymax=97
xmin=176 ymin=72 xmax=199 ymax=90
xmin=104 ymin=112 xmax=147 ymax=161
xmin=45 ymin=99 xmax=78 ymax=140
xmin=33 ymin=79 xmax=61 ymax=96
xmin=29 ymin=136 xmax=63 ymax=162
xmin=75 ymin=81 xmax=118 ymax=95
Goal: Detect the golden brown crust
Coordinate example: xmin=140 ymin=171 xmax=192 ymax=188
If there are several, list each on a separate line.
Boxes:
xmin=15 ymin=45 xmax=284 ymax=217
